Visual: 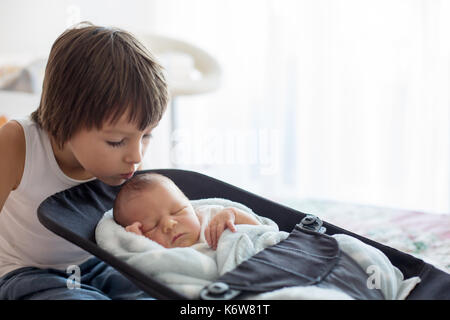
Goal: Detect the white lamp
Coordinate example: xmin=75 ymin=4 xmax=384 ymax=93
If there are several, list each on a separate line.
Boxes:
xmin=136 ymin=33 xmax=222 ymax=167
xmin=136 ymin=33 xmax=221 ymax=131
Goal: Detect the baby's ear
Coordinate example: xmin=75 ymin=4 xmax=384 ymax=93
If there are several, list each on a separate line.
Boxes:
xmin=125 ymin=221 xmax=144 ymax=235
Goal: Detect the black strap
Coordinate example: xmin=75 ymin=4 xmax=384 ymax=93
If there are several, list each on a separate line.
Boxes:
xmin=200 ymin=215 xmax=384 ymax=300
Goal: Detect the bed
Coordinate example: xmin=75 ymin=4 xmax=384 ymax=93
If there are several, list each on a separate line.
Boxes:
xmin=287 ymin=199 xmax=449 ymax=274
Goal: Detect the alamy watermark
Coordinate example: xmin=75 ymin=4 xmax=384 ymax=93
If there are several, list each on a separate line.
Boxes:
xmin=366 ymin=265 xmax=382 ymax=290
xmin=170 ymin=128 xmax=280 ymax=175
xmin=66 ymin=265 xmax=81 ymax=289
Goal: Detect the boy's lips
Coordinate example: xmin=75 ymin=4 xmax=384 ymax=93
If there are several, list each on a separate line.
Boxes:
xmin=120 ymin=171 xmax=135 ymax=179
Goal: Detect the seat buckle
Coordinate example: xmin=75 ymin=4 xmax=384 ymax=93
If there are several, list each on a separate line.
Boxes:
xmin=296 ymin=215 xmax=326 ymax=234
xmin=200 ymin=282 xmax=241 ymax=300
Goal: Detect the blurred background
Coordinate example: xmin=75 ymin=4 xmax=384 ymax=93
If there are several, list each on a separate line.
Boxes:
xmin=1 ymin=0 xmax=450 ymax=216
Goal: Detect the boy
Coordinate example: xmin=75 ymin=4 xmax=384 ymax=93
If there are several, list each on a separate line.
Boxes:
xmin=0 ymin=22 xmax=168 ymax=299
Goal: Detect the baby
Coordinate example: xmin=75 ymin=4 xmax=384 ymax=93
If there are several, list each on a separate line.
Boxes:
xmin=105 ymin=173 xmax=421 ymax=300
xmin=113 ymin=173 xmax=261 ymax=250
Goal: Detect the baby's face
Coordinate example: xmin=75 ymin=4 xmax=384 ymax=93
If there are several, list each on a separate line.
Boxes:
xmin=123 ymin=182 xmax=201 ymax=248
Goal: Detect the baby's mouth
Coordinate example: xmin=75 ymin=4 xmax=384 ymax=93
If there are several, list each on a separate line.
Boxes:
xmin=172 ymin=233 xmax=184 ymax=244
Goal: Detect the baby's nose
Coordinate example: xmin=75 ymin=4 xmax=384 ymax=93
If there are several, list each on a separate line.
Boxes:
xmin=163 ymin=219 xmax=177 ymax=233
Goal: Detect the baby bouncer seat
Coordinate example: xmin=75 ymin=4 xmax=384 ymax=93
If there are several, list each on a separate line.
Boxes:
xmin=37 ymin=169 xmax=450 ymax=300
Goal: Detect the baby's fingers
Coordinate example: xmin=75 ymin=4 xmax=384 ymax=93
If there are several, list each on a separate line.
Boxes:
xmin=206 ymin=224 xmax=219 ymax=249
xmin=226 ymin=220 xmax=237 ymax=232
xmin=214 ymin=224 xmax=226 ymax=249
xmin=211 ymin=223 xmax=221 ymax=249
xmin=205 ymin=224 xmax=213 ymax=248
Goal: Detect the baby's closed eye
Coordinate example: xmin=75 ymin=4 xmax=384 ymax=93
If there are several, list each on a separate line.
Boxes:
xmin=172 ymin=206 xmax=187 ymax=215
xmin=144 ymin=223 xmax=158 ymax=233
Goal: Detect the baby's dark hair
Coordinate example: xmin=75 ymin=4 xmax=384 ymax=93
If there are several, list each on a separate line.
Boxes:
xmin=113 ymin=173 xmax=175 ymax=226
xmin=31 ymin=21 xmax=168 ymax=148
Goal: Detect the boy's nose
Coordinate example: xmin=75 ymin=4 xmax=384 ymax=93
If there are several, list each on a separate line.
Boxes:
xmin=125 ymin=143 xmax=143 ymax=164
xmin=163 ymin=219 xmax=177 ymax=233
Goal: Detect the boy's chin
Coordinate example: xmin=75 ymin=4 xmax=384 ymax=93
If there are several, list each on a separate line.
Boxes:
xmin=97 ymin=176 xmax=128 ymax=186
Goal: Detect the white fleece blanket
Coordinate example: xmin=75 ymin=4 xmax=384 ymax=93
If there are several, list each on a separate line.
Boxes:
xmin=95 ymin=198 xmax=420 ymax=300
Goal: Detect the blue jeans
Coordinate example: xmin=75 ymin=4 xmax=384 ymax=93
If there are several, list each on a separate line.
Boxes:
xmin=0 ymin=257 xmax=153 ymax=300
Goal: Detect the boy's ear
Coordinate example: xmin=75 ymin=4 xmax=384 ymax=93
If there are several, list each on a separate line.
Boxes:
xmin=125 ymin=221 xmax=144 ymax=235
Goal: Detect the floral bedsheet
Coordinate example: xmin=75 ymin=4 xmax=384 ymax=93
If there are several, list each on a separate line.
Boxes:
xmin=282 ymin=198 xmax=450 ymax=274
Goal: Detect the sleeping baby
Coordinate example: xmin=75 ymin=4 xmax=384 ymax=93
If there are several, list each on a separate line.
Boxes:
xmin=112 ymin=172 xmax=262 ymax=250
xmin=96 ymin=172 xmax=421 ymax=300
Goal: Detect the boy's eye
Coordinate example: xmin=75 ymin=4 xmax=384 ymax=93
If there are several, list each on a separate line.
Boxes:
xmin=143 ymin=133 xmax=152 ymax=140
xmin=106 ymin=139 xmax=125 ymax=147
xmin=106 ymin=133 xmax=151 ymax=148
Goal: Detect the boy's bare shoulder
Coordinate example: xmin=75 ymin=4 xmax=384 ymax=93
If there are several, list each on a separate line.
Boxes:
xmin=0 ymin=120 xmax=25 ymax=190
xmin=0 ymin=120 xmax=25 ymax=150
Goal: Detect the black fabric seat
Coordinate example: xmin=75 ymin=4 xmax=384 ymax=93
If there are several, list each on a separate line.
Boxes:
xmin=37 ymin=169 xmax=450 ymax=299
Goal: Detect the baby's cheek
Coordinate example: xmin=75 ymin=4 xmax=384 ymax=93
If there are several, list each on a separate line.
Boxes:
xmin=177 ymin=236 xmax=196 ymax=248
xmin=143 ymin=232 xmax=152 ymax=240
xmin=144 ymin=231 xmax=157 ymax=242
xmin=151 ymin=233 xmax=170 ymax=248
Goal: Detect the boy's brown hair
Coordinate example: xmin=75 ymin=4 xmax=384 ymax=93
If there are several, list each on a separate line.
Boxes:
xmin=32 ymin=22 xmax=168 ymax=148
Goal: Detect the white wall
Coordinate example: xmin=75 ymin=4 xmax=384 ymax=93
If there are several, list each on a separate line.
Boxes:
xmin=0 ymin=0 xmax=172 ymax=169
xmin=0 ymin=0 xmax=155 ymax=63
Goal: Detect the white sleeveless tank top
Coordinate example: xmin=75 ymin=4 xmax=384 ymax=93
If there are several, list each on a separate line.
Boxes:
xmin=0 ymin=117 xmax=93 ymax=277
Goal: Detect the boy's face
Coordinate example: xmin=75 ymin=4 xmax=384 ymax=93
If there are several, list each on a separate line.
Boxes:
xmin=122 ymin=182 xmax=201 ymax=248
xmin=65 ymin=112 xmax=156 ymax=186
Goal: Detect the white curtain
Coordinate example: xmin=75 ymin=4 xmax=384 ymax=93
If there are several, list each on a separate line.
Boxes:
xmin=144 ymin=0 xmax=450 ymax=214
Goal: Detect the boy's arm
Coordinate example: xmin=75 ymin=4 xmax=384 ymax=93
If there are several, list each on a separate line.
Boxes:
xmin=0 ymin=121 xmax=25 ymax=212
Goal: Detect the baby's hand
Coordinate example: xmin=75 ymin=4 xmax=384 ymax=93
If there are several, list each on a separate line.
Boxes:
xmin=205 ymin=208 xmax=237 ymax=250
xmin=125 ymin=221 xmax=144 ymax=236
